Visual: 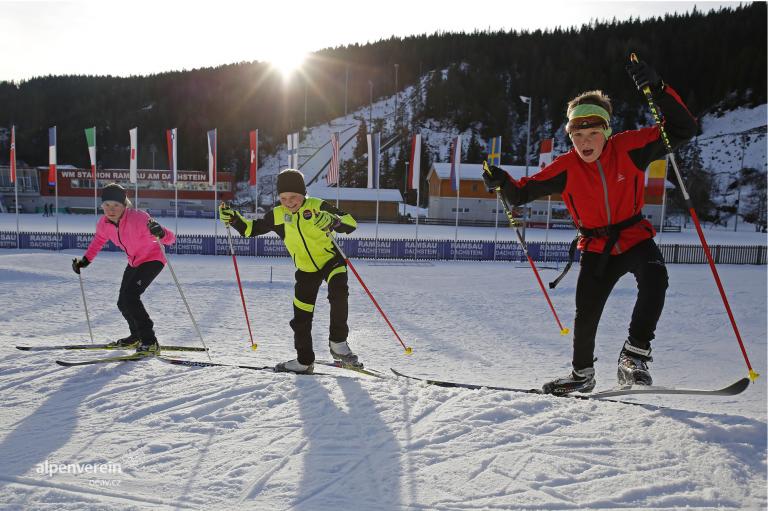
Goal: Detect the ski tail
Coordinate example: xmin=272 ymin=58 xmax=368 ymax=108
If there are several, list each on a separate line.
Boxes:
xmin=56 ymin=353 xmax=152 ymax=367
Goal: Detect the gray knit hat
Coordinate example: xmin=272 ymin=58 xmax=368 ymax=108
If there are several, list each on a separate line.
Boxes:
xmin=277 ymin=169 xmax=306 ymax=195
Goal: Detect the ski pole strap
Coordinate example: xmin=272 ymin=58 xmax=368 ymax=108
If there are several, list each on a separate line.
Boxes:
xmin=580 ymin=213 xmax=644 ymax=278
xmin=549 ymin=236 xmax=579 ymax=289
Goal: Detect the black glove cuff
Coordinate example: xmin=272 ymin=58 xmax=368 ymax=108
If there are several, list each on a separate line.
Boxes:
xmin=229 ymin=214 xmax=248 ymax=236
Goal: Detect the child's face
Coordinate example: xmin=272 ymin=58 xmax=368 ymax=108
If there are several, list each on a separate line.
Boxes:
xmin=570 ymin=128 xmax=606 ymax=163
xmin=279 ymin=192 xmax=305 ymax=213
xmin=101 ymin=201 xmax=126 ymax=222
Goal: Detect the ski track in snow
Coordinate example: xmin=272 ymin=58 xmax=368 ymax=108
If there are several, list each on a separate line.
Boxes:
xmin=0 ymin=249 xmax=766 ymax=510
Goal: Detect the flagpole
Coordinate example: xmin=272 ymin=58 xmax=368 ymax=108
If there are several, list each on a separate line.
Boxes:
xmin=14 ymin=172 xmax=19 ymax=249
xmin=544 ymin=195 xmax=551 ymax=264
xmin=93 ymin=168 xmax=97 ymax=217
xmin=213 ymin=129 xmax=218 ymax=255
xmin=55 ymin=174 xmax=59 ymax=251
xmin=415 ymin=179 xmax=420 ymax=262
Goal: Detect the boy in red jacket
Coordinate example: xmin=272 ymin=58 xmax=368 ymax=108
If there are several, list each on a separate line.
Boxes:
xmin=484 ymin=60 xmax=697 ymax=395
xmin=72 ymin=184 xmax=175 ymax=353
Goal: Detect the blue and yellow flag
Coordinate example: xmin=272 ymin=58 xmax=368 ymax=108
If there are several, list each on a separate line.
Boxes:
xmin=487 ymin=136 xmax=502 ymax=166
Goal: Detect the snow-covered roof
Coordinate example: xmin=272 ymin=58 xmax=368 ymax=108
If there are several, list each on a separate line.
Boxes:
xmin=307 ymin=185 xmax=403 ymax=202
xmin=429 ymin=163 xmax=539 ymax=181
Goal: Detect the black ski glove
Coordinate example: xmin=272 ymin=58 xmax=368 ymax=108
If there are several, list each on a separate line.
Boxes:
xmin=482 ymin=165 xmax=509 ymax=192
xmin=72 ymin=256 xmax=90 ymax=274
xmin=626 ymin=60 xmax=664 ymax=94
xmin=147 ymin=218 xmax=165 ymax=238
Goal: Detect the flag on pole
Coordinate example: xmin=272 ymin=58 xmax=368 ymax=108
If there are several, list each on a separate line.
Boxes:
xmin=287 ymin=132 xmax=299 ymax=168
xmin=538 ymin=138 xmax=554 ymax=169
xmin=449 ymin=135 xmax=461 ymax=192
xmin=166 ymin=128 xmax=177 ymax=183
xmin=207 ymin=129 xmax=217 ymax=186
xmin=249 ymin=130 xmax=258 ymax=186
xmin=366 ymin=132 xmax=380 ymax=189
xmin=487 ymin=136 xmax=502 ymax=166
xmin=9 ymin=125 xmax=16 ymax=183
xmin=48 ymin=126 xmax=57 ymax=186
xmin=327 ymin=132 xmax=340 ymax=185
xmin=129 ymin=127 xmax=138 ymax=183
xmin=408 ymin=133 xmax=421 ymax=189
xmin=84 ymin=127 xmax=96 ymax=179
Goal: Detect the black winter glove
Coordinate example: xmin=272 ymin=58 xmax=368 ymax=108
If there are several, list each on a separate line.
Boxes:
xmin=147 ymin=218 xmax=165 ymax=238
xmin=72 ymin=257 xmax=90 ymax=274
xmin=313 ymin=210 xmax=341 ymax=232
xmin=626 ymin=60 xmax=664 ymax=93
xmin=482 ymin=164 xmax=509 ymax=192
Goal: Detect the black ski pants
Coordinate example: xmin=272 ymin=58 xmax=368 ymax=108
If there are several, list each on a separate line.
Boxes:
xmin=572 ymin=238 xmax=668 ymax=370
xmin=290 ymin=257 xmax=349 ymax=365
xmin=117 ymin=261 xmax=164 ymax=343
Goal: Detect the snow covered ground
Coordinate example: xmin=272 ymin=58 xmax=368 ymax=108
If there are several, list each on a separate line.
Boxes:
xmin=0 ymin=219 xmax=766 ymax=509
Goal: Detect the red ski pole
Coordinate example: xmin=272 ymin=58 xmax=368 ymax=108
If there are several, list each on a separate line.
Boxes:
xmin=328 ymin=234 xmax=413 ymax=355
xmin=225 ymin=223 xmax=257 ymax=351
xmin=483 ymin=161 xmax=570 ymax=336
xmin=631 ymin=52 xmax=757 ymax=382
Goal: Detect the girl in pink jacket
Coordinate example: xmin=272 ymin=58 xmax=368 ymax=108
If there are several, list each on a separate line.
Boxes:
xmin=72 ymin=184 xmax=175 ymax=353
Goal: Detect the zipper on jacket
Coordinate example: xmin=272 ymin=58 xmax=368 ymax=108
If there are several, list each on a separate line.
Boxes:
xmin=114 ymin=220 xmax=134 ymax=264
xmin=296 ymin=214 xmax=320 ymax=271
xmin=568 ymin=193 xmax=583 ymax=227
xmin=596 ymin=160 xmax=622 ymax=254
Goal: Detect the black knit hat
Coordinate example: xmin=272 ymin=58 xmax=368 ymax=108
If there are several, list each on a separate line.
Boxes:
xmin=101 ymin=183 xmax=127 ymax=204
xmin=277 ymin=169 xmax=306 ymax=195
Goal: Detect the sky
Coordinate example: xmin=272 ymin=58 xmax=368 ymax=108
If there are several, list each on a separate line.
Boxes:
xmin=1 ymin=1 xmax=744 ymax=82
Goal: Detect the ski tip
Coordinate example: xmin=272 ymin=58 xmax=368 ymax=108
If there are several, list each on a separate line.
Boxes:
xmin=55 ymin=360 xmax=72 ymax=367
xmin=15 ymin=346 xmax=30 ymax=351
xmin=731 ymin=377 xmax=752 ymax=394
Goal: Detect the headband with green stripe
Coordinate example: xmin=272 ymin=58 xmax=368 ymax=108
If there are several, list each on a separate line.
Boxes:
xmin=567 ymin=104 xmax=612 ymax=139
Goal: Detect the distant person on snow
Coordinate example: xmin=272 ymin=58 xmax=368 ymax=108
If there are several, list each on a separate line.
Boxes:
xmin=219 ymin=169 xmax=359 ymax=374
xmin=483 ymin=60 xmax=697 ymax=395
xmin=71 ymin=183 xmax=176 ymax=354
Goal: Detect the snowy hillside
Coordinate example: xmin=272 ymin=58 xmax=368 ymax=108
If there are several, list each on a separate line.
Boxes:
xmin=253 ymin=74 xmax=766 ymax=209
xmin=0 ymin=248 xmax=765 ymax=509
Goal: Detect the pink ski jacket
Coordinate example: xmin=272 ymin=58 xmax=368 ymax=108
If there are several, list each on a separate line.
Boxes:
xmin=84 ymin=208 xmax=175 ymax=267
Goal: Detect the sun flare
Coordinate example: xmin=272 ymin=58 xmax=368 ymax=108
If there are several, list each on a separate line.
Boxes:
xmin=267 ymin=48 xmax=308 ymax=79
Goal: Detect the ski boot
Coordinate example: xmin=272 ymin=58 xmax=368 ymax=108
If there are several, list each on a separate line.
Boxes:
xmin=329 ymin=340 xmax=362 ymax=368
xmin=109 ymin=335 xmax=140 ymax=348
xmin=617 ymin=341 xmax=653 ymax=386
xmin=274 ymin=359 xmax=314 ymax=374
xmin=542 ymin=367 xmax=596 ymax=395
xmin=135 ymin=339 xmax=160 ymax=355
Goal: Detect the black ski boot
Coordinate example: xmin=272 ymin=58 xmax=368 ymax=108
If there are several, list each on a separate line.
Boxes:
xmin=542 ymin=367 xmax=596 ymax=395
xmin=110 ymin=335 xmax=140 ymax=348
xmin=329 ymin=340 xmax=362 ymax=368
xmin=617 ymin=341 xmax=653 ymax=386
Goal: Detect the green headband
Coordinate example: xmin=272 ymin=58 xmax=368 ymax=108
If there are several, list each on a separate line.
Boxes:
xmin=568 ymin=104 xmax=612 ymax=139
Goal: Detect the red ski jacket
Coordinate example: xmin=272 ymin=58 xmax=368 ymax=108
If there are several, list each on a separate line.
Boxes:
xmin=500 ymin=86 xmax=697 ymax=256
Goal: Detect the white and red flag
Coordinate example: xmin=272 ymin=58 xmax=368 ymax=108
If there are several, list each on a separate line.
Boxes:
xmin=538 ymin=138 xmax=554 ymax=169
xmin=129 ymin=127 xmax=138 ymax=183
xmin=48 ymin=126 xmax=57 ymax=186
